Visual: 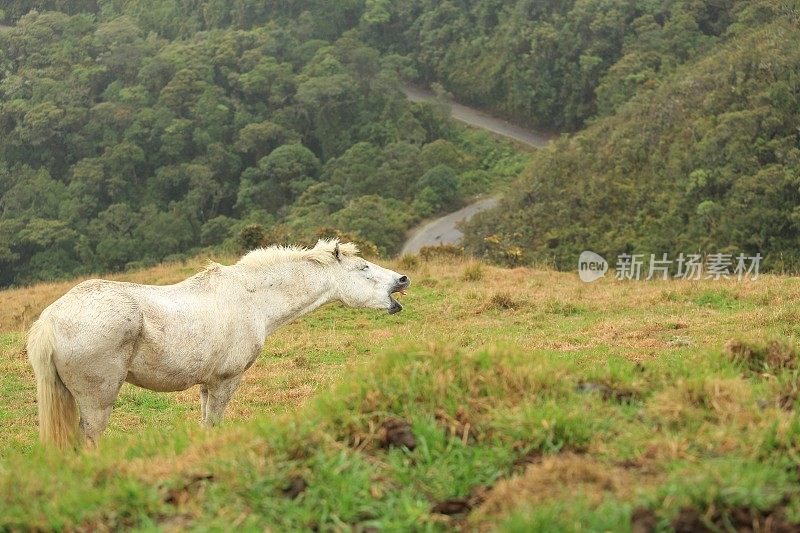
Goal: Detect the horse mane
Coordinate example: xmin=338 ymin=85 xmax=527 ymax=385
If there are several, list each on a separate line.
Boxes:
xmin=235 ymin=238 xmax=360 ymax=269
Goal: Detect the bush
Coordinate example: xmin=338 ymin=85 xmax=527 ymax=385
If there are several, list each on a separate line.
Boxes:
xmin=332 ymin=196 xmax=409 ymax=255
xmin=416 ymin=164 xmax=459 ymax=213
xmin=398 ymin=254 xmax=420 ymax=271
xmin=236 ymin=224 xmax=267 ymax=252
xmin=486 ymin=291 xmax=520 ymax=310
xmin=457 ymin=170 xmax=492 ymax=197
xmin=419 ymin=244 xmax=464 ymax=261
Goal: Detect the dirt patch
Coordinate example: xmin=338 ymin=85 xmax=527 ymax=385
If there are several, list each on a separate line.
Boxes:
xmin=432 ymin=498 xmax=472 ymax=516
xmin=671 ymin=505 xmax=799 ymax=532
xmin=431 ymin=486 xmax=489 ymax=517
xmin=513 ymin=450 xmax=544 ymax=469
xmin=282 ymin=475 xmax=307 ymax=499
xmin=631 ymin=507 xmax=658 ymax=533
xmin=725 ymin=338 xmax=798 ymax=374
xmin=575 ymin=381 xmax=640 ymax=404
xmin=380 ymin=418 xmax=416 ymax=450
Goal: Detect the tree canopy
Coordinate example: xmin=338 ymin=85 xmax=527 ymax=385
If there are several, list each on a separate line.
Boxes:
xmin=464 ymin=3 xmax=800 ymax=272
xmin=1 ymin=0 xmax=796 ymax=282
xmin=0 ymin=7 xmax=524 ymax=286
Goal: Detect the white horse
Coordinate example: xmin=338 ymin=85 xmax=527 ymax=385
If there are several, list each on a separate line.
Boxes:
xmin=27 ymin=239 xmax=410 ymax=449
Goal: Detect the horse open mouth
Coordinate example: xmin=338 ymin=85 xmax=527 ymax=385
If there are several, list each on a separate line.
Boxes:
xmin=388 ymin=289 xmax=407 ymax=314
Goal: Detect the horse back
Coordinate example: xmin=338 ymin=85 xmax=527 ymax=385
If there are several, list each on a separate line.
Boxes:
xmin=48 ymin=279 xmax=144 ymax=349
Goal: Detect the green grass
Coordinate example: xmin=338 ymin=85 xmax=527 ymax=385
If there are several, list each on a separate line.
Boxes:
xmin=2 ymin=261 xmax=800 ymax=529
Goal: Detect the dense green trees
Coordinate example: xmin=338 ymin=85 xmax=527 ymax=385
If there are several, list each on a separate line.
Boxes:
xmin=2 ymin=0 xmax=796 ymax=282
xmin=361 ymin=0 xmax=743 ymax=130
xmin=0 ymin=9 xmax=523 ymax=286
xmin=464 ymin=4 xmax=800 ymax=272
xmin=3 ymin=1 xmax=743 ymax=132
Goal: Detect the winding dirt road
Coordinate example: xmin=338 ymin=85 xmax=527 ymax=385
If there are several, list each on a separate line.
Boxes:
xmin=402 ymin=85 xmax=554 ymax=149
xmin=400 ymin=85 xmax=551 ymax=254
xmin=401 ymin=197 xmax=498 ymax=255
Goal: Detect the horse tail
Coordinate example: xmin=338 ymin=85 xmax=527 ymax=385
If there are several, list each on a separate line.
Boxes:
xmin=27 ymin=310 xmax=79 ymax=449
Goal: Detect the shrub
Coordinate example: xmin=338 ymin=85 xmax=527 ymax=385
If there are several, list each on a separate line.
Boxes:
xmin=236 ymin=224 xmax=267 ymax=252
xmin=419 ymin=244 xmax=464 ymax=261
xmin=398 ymin=254 xmax=420 ymax=271
xmin=487 ymin=292 xmax=519 ymax=310
xmin=200 ymin=215 xmax=233 ymax=246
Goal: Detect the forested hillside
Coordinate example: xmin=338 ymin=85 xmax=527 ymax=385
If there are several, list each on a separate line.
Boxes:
xmin=1 ymin=0 xmax=797 ymax=282
xmin=363 ymin=0 xmax=745 ymax=130
xmin=464 ymin=2 xmax=800 ymax=271
xmin=0 ymin=8 xmax=524 ymax=286
xmin=2 ymin=1 xmax=747 ymax=132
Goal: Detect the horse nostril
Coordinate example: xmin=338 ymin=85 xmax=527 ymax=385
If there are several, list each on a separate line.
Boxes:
xmin=398 ymin=275 xmax=409 ymax=284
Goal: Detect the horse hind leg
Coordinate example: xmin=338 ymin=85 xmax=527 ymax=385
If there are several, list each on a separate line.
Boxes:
xmin=76 ymin=401 xmax=114 ymax=449
xmin=61 ymin=363 xmax=126 ymax=448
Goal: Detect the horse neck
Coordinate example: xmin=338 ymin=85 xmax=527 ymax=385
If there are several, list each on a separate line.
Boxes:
xmin=240 ymin=261 xmax=338 ymax=333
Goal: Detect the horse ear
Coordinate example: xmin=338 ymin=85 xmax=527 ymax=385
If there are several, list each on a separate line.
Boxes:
xmin=333 ymin=242 xmax=341 ymax=262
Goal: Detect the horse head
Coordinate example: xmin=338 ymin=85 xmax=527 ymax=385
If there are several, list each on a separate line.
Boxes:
xmin=320 ymin=240 xmax=410 ymax=314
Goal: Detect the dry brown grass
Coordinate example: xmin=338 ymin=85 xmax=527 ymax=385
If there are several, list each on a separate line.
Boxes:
xmin=470 ymin=453 xmax=658 ymax=527
xmin=724 ymin=337 xmax=799 ymax=373
xmin=646 ymin=377 xmax=756 ymax=425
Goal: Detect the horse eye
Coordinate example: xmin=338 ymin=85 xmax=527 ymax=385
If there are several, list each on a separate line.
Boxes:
xmin=361 ymin=265 xmax=369 ymax=271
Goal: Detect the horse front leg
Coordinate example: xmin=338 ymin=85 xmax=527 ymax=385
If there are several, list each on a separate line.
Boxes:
xmin=202 ymin=375 xmax=242 ymax=426
xmin=200 ymin=385 xmax=209 ymax=424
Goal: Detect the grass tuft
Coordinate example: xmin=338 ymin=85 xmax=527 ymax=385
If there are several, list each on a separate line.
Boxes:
xmin=725 ymin=337 xmax=798 ymax=374
xmin=461 ymin=262 xmax=485 ymax=282
xmin=485 ymin=292 xmax=520 ymax=310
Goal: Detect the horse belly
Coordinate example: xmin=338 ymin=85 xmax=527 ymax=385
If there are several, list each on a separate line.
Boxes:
xmin=125 ymin=368 xmax=196 ymax=392
xmin=126 ymin=342 xmax=211 ymax=392
xmin=124 ymin=295 xmax=218 ymax=392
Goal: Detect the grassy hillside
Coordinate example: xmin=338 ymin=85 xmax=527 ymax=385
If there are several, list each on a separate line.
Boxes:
xmin=465 ymin=5 xmax=800 ymax=272
xmin=3 ymin=257 xmax=800 ymax=529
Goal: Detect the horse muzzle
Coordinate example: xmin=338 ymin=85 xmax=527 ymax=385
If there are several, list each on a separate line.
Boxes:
xmin=388 ymin=276 xmax=410 ymax=314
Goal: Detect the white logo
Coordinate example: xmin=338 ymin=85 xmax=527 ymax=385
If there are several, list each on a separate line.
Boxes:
xmin=579 ymin=251 xmax=608 ymax=283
